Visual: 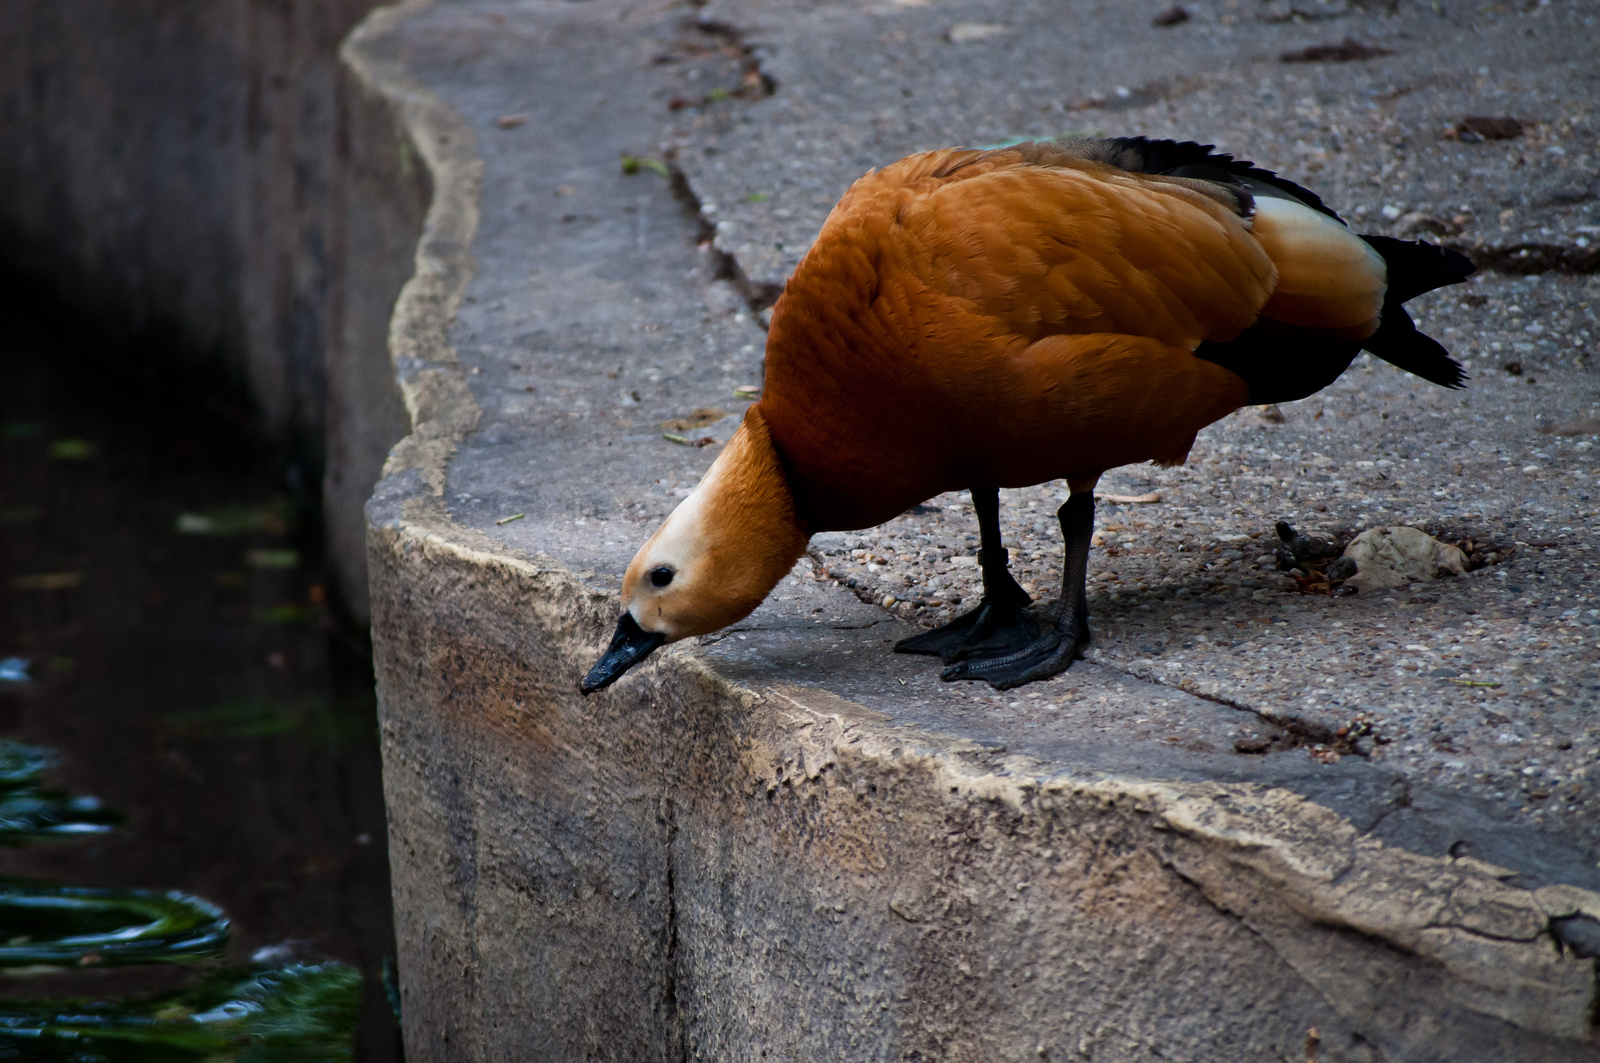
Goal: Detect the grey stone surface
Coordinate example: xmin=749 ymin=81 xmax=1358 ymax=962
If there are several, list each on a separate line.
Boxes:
xmin=664 ymin=0 xmax=1600 ymax=844
xmin=678 ymin=0 xmax=1600 ymax=291
xmin=353 ymin=0 xmax=1600 ymax=1059
xmin=0 ymin=0 xmax=414 ymax=619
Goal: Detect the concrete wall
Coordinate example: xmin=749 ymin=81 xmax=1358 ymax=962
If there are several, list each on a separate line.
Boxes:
xmin=367 ymin=512 xmax=1600 ymax=1063
xmin=324 ymin=53 xmax=432 ymax=626
xmin=0 ymin=0 xmax=418 ymax=620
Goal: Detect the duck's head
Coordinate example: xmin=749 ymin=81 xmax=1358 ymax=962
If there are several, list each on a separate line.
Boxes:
xmin=580 ymin=407 xmax=809 ymax=694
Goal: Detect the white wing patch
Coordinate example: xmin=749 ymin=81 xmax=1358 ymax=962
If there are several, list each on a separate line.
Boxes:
xmin=1252 ymin=196 xmax=1387 ymax=335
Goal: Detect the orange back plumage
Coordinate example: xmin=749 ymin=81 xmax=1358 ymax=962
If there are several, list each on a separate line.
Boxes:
xmin=758 ymin=145 xmax=1277 ymax=530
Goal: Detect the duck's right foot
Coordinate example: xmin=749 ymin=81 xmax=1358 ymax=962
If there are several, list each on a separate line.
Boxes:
xmin=894 ymin=594 xmax=1038 ymax=664
xmin=937 ymin=624 xmax=1086 ymax=690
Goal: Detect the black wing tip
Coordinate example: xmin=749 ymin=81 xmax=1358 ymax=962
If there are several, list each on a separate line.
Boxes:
xmin=1371 ymin=352 xmax=1469 ymax=390
xmin=1086 ymin=135 xmax=1341 ymax=220
xmin=1433 ymin=359 xmax=1470 ymax=390
xmin=1364 ymin=315 xmax=1471 ymax=390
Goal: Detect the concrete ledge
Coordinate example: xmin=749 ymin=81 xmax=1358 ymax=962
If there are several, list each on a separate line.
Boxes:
xmin=351 ymin=1 xmax=1600 ymax=1059
xmin=368 ymin=523 xmax=1598 ymax=1060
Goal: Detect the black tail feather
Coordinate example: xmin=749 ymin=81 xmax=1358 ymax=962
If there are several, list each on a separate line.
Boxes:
xmin=1361 ymin=306 xmax=1468 ymax=389
xmin=1358 ymin=235 xmax=1476 ymax=389
xmin=1361 ymin=235 xmax=1477 ymax=303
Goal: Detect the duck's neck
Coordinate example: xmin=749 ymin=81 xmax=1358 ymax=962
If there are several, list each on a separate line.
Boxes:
xmin=700 ymin=405 xmax=811 ymax=610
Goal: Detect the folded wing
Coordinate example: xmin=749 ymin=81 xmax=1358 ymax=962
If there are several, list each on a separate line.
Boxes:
xmin=868 ymin=148 xmax=1279 ymax=353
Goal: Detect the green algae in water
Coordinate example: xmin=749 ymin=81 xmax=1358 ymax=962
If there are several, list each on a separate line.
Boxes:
xmin=0 ymin=743 xmax=117 ymax=844
xmin=0 ymin=791 xmax=118 ymax=846
xmin=0 ymin=743 xmax=222 ymax=970
xmin=172 ymin=502 xmax=295 ymax=537
xmin=0 ymin=963 xmax=362 ymax=1062
xmin=249 ymin=606 xmax=320 ymax=626
xmin=0 ymin=883 xmax=228 ymax=969
xmin=0 ymin=745 xmax=363 ymax=1059
xmin=160 ymin=701 xmax=373 ymax=747
xmin=45 ymin=440 xmax=96 ymax=462
xmin=161 ymin=701 xmax=305 ymax=740
xmin=0 ymin=745 xmax=52 ymax=788
xmin=243 ymin=550 xmax=299 ymax=571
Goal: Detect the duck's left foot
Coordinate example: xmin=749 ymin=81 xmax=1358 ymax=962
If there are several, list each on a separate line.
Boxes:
xmin=893 ymin=584 xmax=1036 ymax=664
xmin=939 ymin=626 xmax=1086 ymax=691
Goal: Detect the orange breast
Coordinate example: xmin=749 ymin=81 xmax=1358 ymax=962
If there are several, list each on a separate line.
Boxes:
xmin=759 ymin=148 xmax=1273 ymax=532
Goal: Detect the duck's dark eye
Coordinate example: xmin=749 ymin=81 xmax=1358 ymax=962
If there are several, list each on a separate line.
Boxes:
xmin=649 ymin=566 xmax=675 ymax=588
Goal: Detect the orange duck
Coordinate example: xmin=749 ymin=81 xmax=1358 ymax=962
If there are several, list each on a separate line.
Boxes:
xmin=582 ymin=137 xmax=1474 ymax=694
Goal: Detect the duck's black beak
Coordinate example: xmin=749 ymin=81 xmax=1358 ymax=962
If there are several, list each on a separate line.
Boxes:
xmin=580 ymin=613 xmax=666 ymax=695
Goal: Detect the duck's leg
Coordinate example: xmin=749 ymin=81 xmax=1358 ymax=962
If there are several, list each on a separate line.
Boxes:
xmin=940 ymin=489 xmax=1095 ymax=690
xmin=894 ymin=486 xmax=1037 ymax=663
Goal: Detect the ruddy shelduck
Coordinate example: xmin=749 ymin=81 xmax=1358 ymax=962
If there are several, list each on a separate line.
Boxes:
xmin=583 ymin=137 xmax=1473 ymax=694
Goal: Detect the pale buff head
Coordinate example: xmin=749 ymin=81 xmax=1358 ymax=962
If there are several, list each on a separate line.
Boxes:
xmin=581 ymin=407 xmax=809 ymax=693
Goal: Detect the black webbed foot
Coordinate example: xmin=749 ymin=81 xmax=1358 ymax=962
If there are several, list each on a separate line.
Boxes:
xmin=932 ymin=488 xmax=1098 ymax=692
xmin=894 ymin=591 xmax=1038 ymax=664
xmin=896 ymin=486 xmax=1037 ymax=664
xmin=938 ymin=626 xmax=1086 ymax=690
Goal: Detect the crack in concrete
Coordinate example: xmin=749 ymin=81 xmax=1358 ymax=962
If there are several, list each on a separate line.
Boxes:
xmin=1425 ymin=920 xmax=1544 ymax=945
xmin=1159 ymin=847 xmax=1376 ymax=1057
xmin=627 ymin=16 xmax=783 ymax=318
xmin=1106 ymin=664 xmax=1371 ymax=758
xmin=1157 ymin=831 xmax=1578 ymax=1058
xmin=660 ymin=790 xmax=687 ymax=1063
xmin=666 ymin=163 xmax=785 ymax=314
xmin=684 ymin=10 xmax=778 ymax=99
xmin=656 ymin=12 xmax=787 ymax=316
xmin=1360 ymin=777 xmax=1414 ymax=840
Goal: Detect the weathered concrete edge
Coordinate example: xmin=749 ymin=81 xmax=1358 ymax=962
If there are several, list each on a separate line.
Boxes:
xmin=343 ymin=1 xmax=1600 ymax=1050
xmin=342 ymin=0 xmax=484 ymax=506
xmin=752 ymin=683 xmax=1600 ymax=1043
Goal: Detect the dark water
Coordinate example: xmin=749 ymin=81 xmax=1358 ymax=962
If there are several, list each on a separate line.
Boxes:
xmin=0 ymin=286 xmax=400 ymax=1060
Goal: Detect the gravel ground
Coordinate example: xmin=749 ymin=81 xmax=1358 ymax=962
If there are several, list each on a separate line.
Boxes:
xmin=656 ymin=0 xmax=1600 ymax=840
xmin=813 ymin=271 xmax=1599 ymax=838
xmin=672 ymin=0 xmax=1599 ymax=289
